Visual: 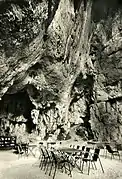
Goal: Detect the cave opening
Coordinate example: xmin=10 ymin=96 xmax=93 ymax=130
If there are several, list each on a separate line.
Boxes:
xmin=0 ymin=89 xmax=35 ymax=135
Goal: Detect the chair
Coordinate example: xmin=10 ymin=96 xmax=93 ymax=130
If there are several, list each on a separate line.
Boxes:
xmin=17 ymin=143 xmax=28 ymax=159
xmin=17 ymin=144 xmax=24 ymax=159
xmin=44 ymin=148 xmax=54 ymax=174
xmin=74 ymin=145 xmax=85 ymax=161
xmin=39 ymin=147 xmax=56 ymax=174
xmin=39 ymin=147 xmax=50 ymax=170
xmin=81 ymin=145 xmax=85 ymax=152
xmin=70 ymin=146 xmax=88 ymax=172
xmin=58 ymin=150 xmax=75 ymax=168
xmin=71 ymin=145 xmax=80 ymax=156
xmin=81 ymin=148 xmax=104 ymax=175
xmin=49 ymin=150 xmax=74 ymax=179
xmin=80 ymin=147 xmax=90 ymax=169
xmin=105 ymin=144 xmax=120 ymax=160
xmin=77 ymin=145 xmax=80 ymax=149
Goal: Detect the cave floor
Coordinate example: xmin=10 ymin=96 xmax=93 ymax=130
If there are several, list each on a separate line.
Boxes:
xmin=0 ymin=149 xmax=122 ymax=179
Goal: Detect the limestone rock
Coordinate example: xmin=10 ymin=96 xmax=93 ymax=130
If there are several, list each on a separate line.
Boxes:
xmin=0 ymin=0 xmax=122 ymax=143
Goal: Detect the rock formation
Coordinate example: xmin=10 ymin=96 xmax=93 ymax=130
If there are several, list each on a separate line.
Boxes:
xmin=0 ymin=0 xmax=122 ymax=143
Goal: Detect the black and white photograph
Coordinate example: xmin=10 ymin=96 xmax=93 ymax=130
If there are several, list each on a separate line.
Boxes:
xmin=0 ymin=0 xmax=122 ymax=178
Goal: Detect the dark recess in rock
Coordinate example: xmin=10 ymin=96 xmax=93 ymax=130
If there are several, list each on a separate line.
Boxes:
xmin=0 ymin=89 xmax=35 ymax=133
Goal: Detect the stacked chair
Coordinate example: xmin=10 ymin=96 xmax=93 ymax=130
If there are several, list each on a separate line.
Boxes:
xmin=39 ymin=146 xmax=74 ymax=179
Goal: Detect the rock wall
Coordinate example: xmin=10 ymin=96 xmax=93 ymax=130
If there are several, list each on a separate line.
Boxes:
xmin=90 ymin=0 xmax=122 ymax=143
xmin=0 ymin=0 xmax=122 ymax=143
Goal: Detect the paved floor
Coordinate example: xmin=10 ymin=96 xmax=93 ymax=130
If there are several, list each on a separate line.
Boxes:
xmin=0 ymin=150 xmax=122 ymax=179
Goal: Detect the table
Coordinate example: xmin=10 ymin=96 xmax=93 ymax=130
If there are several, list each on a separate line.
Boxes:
xmin=58 ymin=148 xmax=83 ymax=153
